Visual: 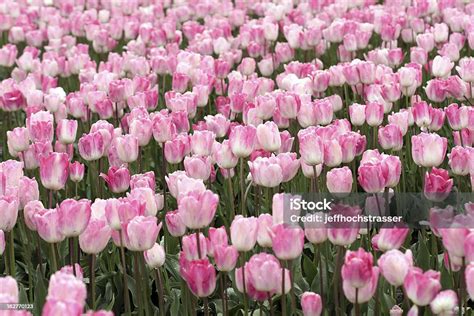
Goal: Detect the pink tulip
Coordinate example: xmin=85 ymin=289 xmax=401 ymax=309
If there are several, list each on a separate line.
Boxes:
xmin=144 ymin=243 xmax=166 ymax=269
xmin=301 ymin=292 xmax=323 ymax=316
xmin=128 ymin=187 xmax=163 ymax=217
xmin=105 ymin=198 xmax=145 ymax=230
xmin=42 ymin=299 xmax=83 ymax=316
xmin=0 ymin=195 xmax=18 ymax=233
xmin=180 ymin=258 xmax=216 ymax=297
xmin=326 ymin=167 xmax=352 ymax=196
xmin=207 ymin=227 xmax=228 ymax=256
xmin=213 ymin=140 xmax=238 ymax=169
xmin=164 ymin=135 xmax=190 ymax=164
xmin=190 ymin=130 xmax=215 ymax=156
xmin=342 ymin=267 xmax=379 ymax=304
xmin=114 ymin=135 xmax=139 ymax=163
xmin=229 ymin=125 xmax=257 ymax=158
xmin=152 ymin=114 xmax=177 ymax=143
xmin=256 ymin=121 xmax=281 ymax=152
xmin=432 ymin=55 xmax=454 ymax=78
xmin=69 ymin=162 xmax=85 ymax=182
xmin=178 ymin=190 xmax=218 ymax=229
xmin=34 ymin=208 xmax=65 ymax=243
xmin=56 ymin=119 xmax=78 ymax=144
xmin=378 ymin=124 xmax=403 ymax=151
xmin=100 ymin=166 xmax=130 ymax=193
xmin=46 ymin=270 xmax=86 ymax=306
xmin=270 ymin=224 xmax=305 ymax=260
xmin=248 ymin=156 xmax=283 ymax=188
xmin=165 ymin=210 xmax=187 ymax=237
xmin=184 ymin=155 xmax=212 ymax=181
xmin=246 ymin=253 xmax=282 ymax=293
xmin=39 ymin=152 xmax=69 ymax=191
xmin=412 ymin=133 xmax=447 ymax=168
xmin=298 ymin=127 xmax=324 ymax=166
xmin=7 ymin=127 xmax=30 ymax=153
xmin=130 ymin=172 xmax=155 ymax=191
xmin=0 ymin=276 xmax=19 ymax=303
xmin=341 ymin=248 xmax=375 ymax=289
xmin=230 ymin=215 xmax=258 ymax=252
xmin=448 ymin=146 xmax=472 ymax=176
xmin=365 ymin=102 xmax=384 ymax=127
xmin=378 ymin=249 xmax=413 ymax=286
xmin=123 ymin=216 xmax=161 ymax=251
xmin=424 ymin=168 xmax=453 ymax=202
xmin=214 ymin=245 xmax=239 ymax=272
xmin=18 ymin=176 xmax=39 ymax=209
xmin=372 ymin=226 xmax=409 ymax=252
xmin=78 ymin=131 xmax=108 ymax=161
xmin=58 ymin=199 xmax=91 ymax=237
xmin=430 ymin=290 xmax=458 ymax=315
xmin=404 ymin=268 xmax=441 ymax=306
xmin=78 ymin=218 xmax=112 ymax=254
xmin=358 ymin=161 xmax=388 ymax=193
xmin=445 ymin=103 xmax=468 ymax=130
xmin=349 ymin=104 xmax=366 ymax=126
xmin=27 ymin=111 xmax=54 ymax=143
xmin=256 ymin=214 xmax=274 ymax=248
xmin=456 ymin=57 xmax=474 ymax=82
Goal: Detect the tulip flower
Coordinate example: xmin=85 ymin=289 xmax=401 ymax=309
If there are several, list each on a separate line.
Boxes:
xmin=0 ymin=195 xmax=19 ymax=232
xmin=165 ymin=210 xmax=187 ymax=237
xmin=301 ymin=292 xmax=323 ymax=316
xmin=7 ymin=127 xmax=30 ymax=153
xmin=180 ymin=257 xmax=216 ymax=297
xmin=229 ymin=125 xmax=257 ymax=158
xmin=404 ymin=267 xmax=441 ymax=306
xmin=144 ymin=243 xmax=166 ymax=269
xmin=58 ymin=199 xmax=92 ymax=237
xmin=270 ymin=224 xmax=305 ymax=261
xmin=69 ymin=161 xmax=85 ymax=183
xmin=178 ymin=190 xmax=218 ymax=229
xmin=0 ymin=276 xmax=19 ymax=303
xmin=412 ymin=133 xmax=447 ymax=168
xmin=100 ymin=166 xmax=131 ymax=193
xmin=79 ymin=218 xmax=112 ymax=254
xmin=430 ymin=290 xmax=458 ymax=315
xmin=342 ymin=267 xmax=379 ymax=304
xmin=78 ymin=131 xmax=109 ymax=161
xmin=326 ymin=167 xmax=352 ymax=196
xmin=114 ymin=135 xmax=139 ymax=163
xmin=123 ymin=216 xmax=161 ymax=251
xmin=230 ymin=216 xmax=258 ymax=252
xmin=466 ymin=263 xmax=474 ymax=301
xmin=39 ymin=152 xmax=69 ymax=191
xmin=423 ymin=168 xmax=453 ymax=202
xmin=378 ymin=249 xmax=413 ymax=286
xmin=371 ymin=226 xmax=409 ymax=252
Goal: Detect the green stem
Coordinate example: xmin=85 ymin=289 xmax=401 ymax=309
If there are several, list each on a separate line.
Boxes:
xmin=240 ymin=254 xmax=248 ymax=315
xmin=50 ymin=242 xmax=58 ymax=273
xmin=239 ymin=158 xmax=246 ymax=216
xmin=155 ymin=268 xmax=165 ymax=316
xmin=134 ymin=252 xmax=144 ymax=316
xmin=90 ymin=254 xmax=96 ymax=309
xmin=119 ymin=230 xmax=131 ymax=315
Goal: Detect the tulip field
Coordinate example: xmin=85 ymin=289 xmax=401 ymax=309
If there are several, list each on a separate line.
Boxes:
xmin=1 ymin=0 xmax=474 ymax=315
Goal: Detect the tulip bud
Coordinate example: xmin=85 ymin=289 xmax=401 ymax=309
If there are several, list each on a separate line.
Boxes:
xmin=430 ymin=290 xmax=458 ymax=315
xmin=412 ymin=133 xmax=447 ymax=168
xmin=165 ymin=210 xmax=187 ymax=237
xmin=180 ymin=258 xmax=216 ymax=297
xmin=69 ymin=162 xmax=85 ymax=182
xmin=56 ymin=119 xmax=78 ymax=144
xmin=144 ymin=243 xmax=166 ymax=269
xmin=301 ymin=292 xmax=323 ymax=316
xmin=270 ymin=224 xmax=304 ymax=260
xmin=114 ymin=135 xmax=139 ymax=163
xmin=123 ymin=216 xmax=161 ymax=252
xmin=214 ymin=245 xmax=239 ymax=272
